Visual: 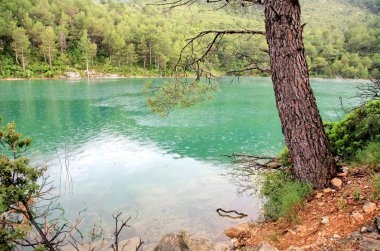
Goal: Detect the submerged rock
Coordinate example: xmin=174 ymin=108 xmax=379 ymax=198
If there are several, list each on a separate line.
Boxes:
xmin=154 ymin=232 xmax=218 ymax=251
xmin=154 ymin=233 xmax=189 ymax=251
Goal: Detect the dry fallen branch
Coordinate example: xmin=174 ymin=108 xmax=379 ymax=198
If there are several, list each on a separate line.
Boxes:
xmin=216 ymin=208 xmax=248 ymax=219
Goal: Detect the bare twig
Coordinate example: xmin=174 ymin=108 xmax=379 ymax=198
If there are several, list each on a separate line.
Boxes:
xmin=111 ymin=212 xmax=131 ymax=251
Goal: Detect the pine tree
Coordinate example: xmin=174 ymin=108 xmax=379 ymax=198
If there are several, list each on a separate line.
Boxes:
xmin=11 ymin=27 xmax=30 ymax=71
xmin=40 ymin=26 xmax=56 ymax=67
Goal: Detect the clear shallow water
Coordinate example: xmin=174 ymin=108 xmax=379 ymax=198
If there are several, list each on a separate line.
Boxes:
xmin=0 ymin=77 xmax=360 ymax=248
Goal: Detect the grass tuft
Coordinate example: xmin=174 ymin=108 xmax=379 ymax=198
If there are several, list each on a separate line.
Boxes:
xmin=354 ymin=141 xmax=380 ymax=172
xmin=372 ymin=174 xmax=380 ymax=200
xmin=260 ymin=171 xmax=312 ymax=221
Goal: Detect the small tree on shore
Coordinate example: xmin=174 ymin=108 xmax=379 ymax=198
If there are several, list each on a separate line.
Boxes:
xmin=40 ymin=26 xmax=57 ymax=67
xmin=79 ymin=29 xmax=96 ymax=78
xmin=11 ymin=27 xmax=30 ymax=71
xmin=0 ymin=118 xmax=59 ymax=250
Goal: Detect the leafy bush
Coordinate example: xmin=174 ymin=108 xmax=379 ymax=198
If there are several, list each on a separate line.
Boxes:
xmin=325 ymin=100 xmax=380 ymax=159
xmin=0 ymin=118 xmax=46 ymax=247
xmin=260 ymin=171 xmax=312 ymax=221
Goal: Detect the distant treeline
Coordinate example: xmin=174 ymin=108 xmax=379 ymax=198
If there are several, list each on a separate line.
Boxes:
xmin=0 ymin=0 xmax=379 ymax=79
xmin=340 ymin=0 xmax=380 ymax=13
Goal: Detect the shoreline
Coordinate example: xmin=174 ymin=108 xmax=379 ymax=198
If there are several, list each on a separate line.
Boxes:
xmin=0 ymin=75 xmax=169 ymax=81
xmin=0 ymin=75 xmax=367 ymax=82
xmin=0 ymin=70 xmax=369 ymax=82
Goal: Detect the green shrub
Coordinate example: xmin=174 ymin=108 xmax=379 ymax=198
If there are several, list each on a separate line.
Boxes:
xmin=279 ymin=147 xmax=291 ymax=166
xmin=325 ymin=100 xmax=380 ymax=159
xmin=373 ymin=174 xmax=380 ymax=200
xmin=260 ymin=171 xmax=312 ymax=221
xmin=352 ymin=187 xmax=362 ymax=201
xmin=354 ymin=141 xmax=380 ymax=170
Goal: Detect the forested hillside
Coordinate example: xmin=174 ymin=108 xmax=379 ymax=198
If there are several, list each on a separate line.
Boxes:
xmin=0 ymin=0 xmax=378 ymax=79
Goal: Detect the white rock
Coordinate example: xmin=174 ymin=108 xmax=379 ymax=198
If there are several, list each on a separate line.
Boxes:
xmin=352 ymin=212 xmax=364 ymax=221
xmin=224 ymin=222 xmax=255 ymax=239
xmin=256 ymin=241 xmax=279 ymax=251
xmin=333 ymin=234 xmax=341 ymax=239
xmin=315 ymin=192 xmax=323 ymax=199
xmin=323 ymin=188 xmax=333 ymax=193
xmin=321 ymin=216 xmax=329 ymax=224
xmin=330 ymin=178 xmax=342 ymax=188
xmin=66 ymin=71 xmax=81 ymax=79
xmin=363 ymin=202 xmax=377 ymax=213
xmin=342 ymin=166 xmax=349 ymax=173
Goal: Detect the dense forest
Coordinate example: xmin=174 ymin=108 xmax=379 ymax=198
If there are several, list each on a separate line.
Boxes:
xmin=0 ymin=0 xmax=379 ymax=79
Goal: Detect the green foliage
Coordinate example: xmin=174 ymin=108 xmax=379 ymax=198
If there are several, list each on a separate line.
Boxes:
xmin=33 ymin=244 xmax=47 ymax=251
xmin=352 ymin=187 xmax=362 ymax=201
xmin=0 ymin=0 xmax=378 ymax=79
xmin=354 ymin=141 xmax=380 ymax=171
xmin=278 ymin=147 xmax=291 ymax=166
xmin=338 ymin=197 xmax=349 ymax=211
xmin=260 ymin=171 xmax=312 ymax=221
xmin=0 ymin=117 xmax=45 ymax=247
xmin=372 ymin=174 xmax=380 ymax=200
xmin=145 ymin=80 xmax=218 ymax=116
xmin=325 ymin=100 xmax=380 ymax=159
xmin=0 ymin=226 xmax=16 ymax=250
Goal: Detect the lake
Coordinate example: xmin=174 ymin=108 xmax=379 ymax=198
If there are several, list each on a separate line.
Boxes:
xmin=0 ymin=77 xmax=360 ymax=248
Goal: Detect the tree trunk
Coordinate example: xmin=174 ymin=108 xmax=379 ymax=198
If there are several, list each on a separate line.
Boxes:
xmin=48 ymin=45 xmax=52 ymax=67
xmin=264 ymin=0 xmax=336 ymax=188
xmin=149 ymin=42 xmax=152 ymax=66
xmin=21 ymin=49 xmax=25 ymax=71
xmin=15 ymin=52 xmax=19 ymax=65
xmin=86 ymin=52 xmax=89 ymax=79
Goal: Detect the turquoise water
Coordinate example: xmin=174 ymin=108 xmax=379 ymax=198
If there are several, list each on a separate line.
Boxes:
xmin=0 ymin=77 xmax=360 ymax=248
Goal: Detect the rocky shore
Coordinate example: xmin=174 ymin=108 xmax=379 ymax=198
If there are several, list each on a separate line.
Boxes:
xmin=152 ymin=166 xmax=379 ymax=251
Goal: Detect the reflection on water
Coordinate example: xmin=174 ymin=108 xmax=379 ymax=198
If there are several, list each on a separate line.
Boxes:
xmin=0 ymin=78 xmax=360 ymax=248
xmin=52 ymin=134 xmax=262 ymax=248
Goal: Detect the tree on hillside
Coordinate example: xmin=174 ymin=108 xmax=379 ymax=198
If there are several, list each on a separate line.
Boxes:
xmin=124 ymin=43 xmax=138 ymax=67
xmin=154 ymin=0 xmax=337 ymax=188
xmin=11 ymin=27 xmax=30 ymax=71
xmin=57 ymin=25 xmax=68 ymax=55
xmin=78 ymin=29 xmax=93 ymax=78
xmin=40 ymin=26 xmax=56 ymax=67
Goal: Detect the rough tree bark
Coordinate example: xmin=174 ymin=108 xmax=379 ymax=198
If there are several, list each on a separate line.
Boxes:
xmin=264 ymin=0 xmax=336 ymax=188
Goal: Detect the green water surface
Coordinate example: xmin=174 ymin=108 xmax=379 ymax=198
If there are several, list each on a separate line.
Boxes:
xmin=0 ymin=77 xmax=360 ymax=248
